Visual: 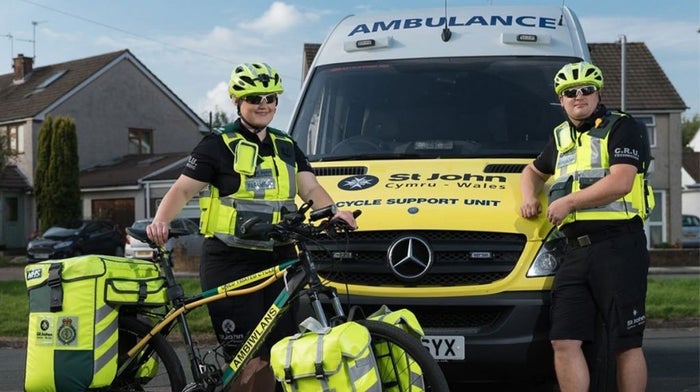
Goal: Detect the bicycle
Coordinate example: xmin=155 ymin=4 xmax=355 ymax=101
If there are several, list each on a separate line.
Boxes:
xmin=112 ymin=201 xmax=450 ymax=391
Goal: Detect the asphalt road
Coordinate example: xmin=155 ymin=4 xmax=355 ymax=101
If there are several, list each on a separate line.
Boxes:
xmin=2 ymin=328 xmax=697 ymax=391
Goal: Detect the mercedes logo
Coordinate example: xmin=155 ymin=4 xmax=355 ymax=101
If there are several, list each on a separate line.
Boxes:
xmin=387 ymin=235 xmax=433 ymax=282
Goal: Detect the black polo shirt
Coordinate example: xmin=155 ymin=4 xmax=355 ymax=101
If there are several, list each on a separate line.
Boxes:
xmin=182 ymin=119 xmax=313 ymax=197
xmin=532 ymin=105 xmax=646 ymax=237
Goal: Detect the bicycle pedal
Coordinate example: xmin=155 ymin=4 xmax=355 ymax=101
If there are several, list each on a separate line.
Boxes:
xmin=181 ymin=382 xmax=206 ymax=392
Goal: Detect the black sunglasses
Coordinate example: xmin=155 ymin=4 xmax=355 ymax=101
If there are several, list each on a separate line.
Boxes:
xmin=242 ymin=94 xmax=278 ymax=105
xmin=561 ymin=85 xmax=598 ymax=98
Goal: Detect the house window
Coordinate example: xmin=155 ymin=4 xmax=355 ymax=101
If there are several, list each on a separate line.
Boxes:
xmin=36 ymin=70 xmax=68 ymax=89
xmin=4 ymin=197 xmax=18 ymax=221
xmin=0 ymin=123 xmax=24 ymax=153
xmin=646 ymin=190 xmax=666 ymax=247
xmin=128 ymin=128 xmax=153 ymax=154
xmin=635 ymin=115 xmax=656 ymax=148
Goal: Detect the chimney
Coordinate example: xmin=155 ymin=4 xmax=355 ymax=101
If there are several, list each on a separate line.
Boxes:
xmin=13 ymin=53 xmax=34 ymax=82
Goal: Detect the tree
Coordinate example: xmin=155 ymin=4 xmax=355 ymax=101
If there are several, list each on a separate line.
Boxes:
xmin=682 ymin=114 xmax=700 ymax=150
xmin=35 ymin=116 xmax=81 ymax=231
xmin=202 ymin=106 xmax=232 ymax=130
xmin=34 ymin=116 xmax=54 ymax=230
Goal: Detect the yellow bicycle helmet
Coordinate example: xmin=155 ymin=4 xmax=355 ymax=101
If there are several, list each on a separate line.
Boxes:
xmin=228 ymin=62 xmax=284 ymax=98
xmin=554 ymin=61 xmax=604 ymax=95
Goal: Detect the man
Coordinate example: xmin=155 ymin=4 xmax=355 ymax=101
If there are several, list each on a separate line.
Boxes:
xmin=147 ymin=62 xmax=356 ymax=391
xmin=520 ymin=61 xmax=654 ymax=391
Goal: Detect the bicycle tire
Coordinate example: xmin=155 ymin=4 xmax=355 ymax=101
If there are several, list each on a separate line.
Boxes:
xmin=358 ymin=319 xmax=450 ymax=392
xmin=108 ymin=315 xmax=187 ymax=391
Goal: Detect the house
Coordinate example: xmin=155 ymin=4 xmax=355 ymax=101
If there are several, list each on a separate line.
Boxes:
xmin=0 ymin=49 xmax=208 ymax=249
xmin=681 ymin=132 xmax=700 ymax=217
xmin=301 ymin=41 xmax=689 ymax=247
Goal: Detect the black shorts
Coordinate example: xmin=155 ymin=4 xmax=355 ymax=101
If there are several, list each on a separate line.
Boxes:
xmin=549 ymin=230 xmax=649 ymax=351
xmin=199 ymin=238 xmax=299 ymax=358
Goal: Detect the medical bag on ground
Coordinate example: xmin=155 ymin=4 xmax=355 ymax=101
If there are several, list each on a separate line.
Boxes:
xmin=367 ymin=305 xmax=426 ymax=391
xmin=23 ymin=255 xmax=167 ymax=391
xmin=270 ymin=317 xmax=381 ymax=392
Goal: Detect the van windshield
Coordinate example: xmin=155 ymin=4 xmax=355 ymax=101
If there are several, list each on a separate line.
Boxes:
xmin=290 ymin=57 xmax=577 ymax=160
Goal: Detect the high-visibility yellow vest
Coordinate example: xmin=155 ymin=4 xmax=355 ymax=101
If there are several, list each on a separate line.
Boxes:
xmin=199 ymin=129 xmax=298 ymax=250
xmin=551 ymin=113 xmax=654 ymax=227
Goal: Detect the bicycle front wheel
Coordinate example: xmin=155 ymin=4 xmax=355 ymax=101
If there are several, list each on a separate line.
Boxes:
xmin=358 ymin=319 xmax=450 ymax=392
xmin=109 ymin=315 xmax=187 ymax=392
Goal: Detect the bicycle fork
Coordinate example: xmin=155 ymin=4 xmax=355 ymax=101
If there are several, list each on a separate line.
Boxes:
xmin=306 ymin=286 xmax=347 ymax=327
xmin=298 ymin=247 xmax=347 ymax=328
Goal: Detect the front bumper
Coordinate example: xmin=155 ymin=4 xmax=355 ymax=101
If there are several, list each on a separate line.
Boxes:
xmin=303 ymin=290 xmax=555 ymax=384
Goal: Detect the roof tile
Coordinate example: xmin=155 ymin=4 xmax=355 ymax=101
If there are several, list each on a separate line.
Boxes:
xmin=589 ymin=42 xmax=686 ymax=111
xmin=0 ymin=50 xmax=127 ymax=122
xmin=79 ymin=153 xmax=188 ymax=188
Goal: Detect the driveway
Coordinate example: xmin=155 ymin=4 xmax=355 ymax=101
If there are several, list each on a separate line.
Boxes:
xmin=0 ymin=266 xmax=23 ymax=281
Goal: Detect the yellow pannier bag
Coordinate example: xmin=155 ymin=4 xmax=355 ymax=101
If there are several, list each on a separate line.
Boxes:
xmin=270 ymin=317 xmax=381 ymax=392
xmin=104 ymin=276 xmax=167 ymax=307
xmin=24 ymin=255 xmax=166 ymax=391
xmin=367 ymin=305 xmax=426 ymax=392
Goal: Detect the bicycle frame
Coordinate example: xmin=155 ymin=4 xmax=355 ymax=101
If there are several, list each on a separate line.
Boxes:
xmin=120 ymin=238 xmax=349 ymax=390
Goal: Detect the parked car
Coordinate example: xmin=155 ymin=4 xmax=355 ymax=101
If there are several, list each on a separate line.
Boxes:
xmin=125 ymin=218 xmax=203 ymax=259
xmin=681 ymin=214 xmax=700 ymax=248
xmin=27 ymin=220 xmax=125 ymax=262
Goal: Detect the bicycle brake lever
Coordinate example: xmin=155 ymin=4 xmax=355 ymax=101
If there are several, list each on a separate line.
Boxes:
xmin=318 ymin=209 xmax=362 ymax=236
xmin=239 ymin=217 xmax=261 ymax=235
xmin=239 ymin=217 xmax=274 ymax=239
xmin=333 ymin=210 xmax=362 ymax=230
xmin=298 ymin=201 xmax=313 ymax=216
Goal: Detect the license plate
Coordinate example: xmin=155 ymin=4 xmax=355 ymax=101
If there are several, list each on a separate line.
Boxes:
xmin=34 ymin=253 xmax=50 ymax=259
xmin=421 ymin=335 xmax=465 ymax=360
xmin=135 ymin=251 xmax=153 ymax=258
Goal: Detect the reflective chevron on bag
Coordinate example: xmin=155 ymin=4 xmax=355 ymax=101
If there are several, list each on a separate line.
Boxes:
xmin=24 ymin=255 xmax=165 ymax=391
xmin=368 ymin=305 xmax=426 ymax=391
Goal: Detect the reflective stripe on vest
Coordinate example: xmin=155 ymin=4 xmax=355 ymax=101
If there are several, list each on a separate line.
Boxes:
xmin=198 ymin=131 xmax=298 ymax=250
xmin=552 ymin=113 xmax=650 ymax=226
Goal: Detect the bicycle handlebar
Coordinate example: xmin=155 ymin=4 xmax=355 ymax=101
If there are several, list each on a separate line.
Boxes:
xmin=239 ymin=201 xmax=361 ymax=242
xmin=124 ymin=200 xmax=360 ymax=249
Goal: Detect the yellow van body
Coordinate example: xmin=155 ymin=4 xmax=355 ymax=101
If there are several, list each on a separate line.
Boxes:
xmin=290 ymin=5 xmax=589 ymax=385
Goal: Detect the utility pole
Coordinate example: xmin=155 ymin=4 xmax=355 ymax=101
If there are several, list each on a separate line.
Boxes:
xmin=619 ymin=34 xmax=627 ymax=112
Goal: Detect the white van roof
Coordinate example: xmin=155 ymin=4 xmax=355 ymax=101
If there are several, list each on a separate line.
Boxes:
xmin=313 ymin=5 xmax=589 ymax=66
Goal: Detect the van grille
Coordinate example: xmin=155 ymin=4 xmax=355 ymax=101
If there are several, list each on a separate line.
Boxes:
xmin=483 ymin=163 xmax=527 ymax=173
xmin=313 ymin=166 xmax=368 ymax=176
xmin=310 ymin=230 xmax=526 ymax=287
xmin=398 ymin=306 xmax=503 ymax=329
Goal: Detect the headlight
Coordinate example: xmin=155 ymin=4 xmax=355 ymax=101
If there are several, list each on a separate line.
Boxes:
xmin=527 ymin=228 xmax=566 ymax=277
xmin=54 ymin=241 xmax=73 ymax=249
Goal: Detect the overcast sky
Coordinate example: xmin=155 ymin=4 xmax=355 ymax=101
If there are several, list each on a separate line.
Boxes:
xmin=2 ymin=0 xmax=698 ymax=129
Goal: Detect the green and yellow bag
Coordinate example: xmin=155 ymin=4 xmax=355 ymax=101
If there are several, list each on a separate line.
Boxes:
xmin=24 ymin=255 xmax=167 ymax=391
xmin=270 ymin=317 xmax=381 ymax=392
xmin=367 ymin=305 xmax=426 ymax=392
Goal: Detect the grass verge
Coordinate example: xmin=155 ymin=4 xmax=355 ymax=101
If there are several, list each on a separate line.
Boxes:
xmin=0 ymin=277 xmax=697 ymax=337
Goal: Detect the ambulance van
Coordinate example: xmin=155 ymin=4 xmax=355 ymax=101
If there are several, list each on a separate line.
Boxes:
xmin=290 ymin=5 xmax=589 ymax=386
